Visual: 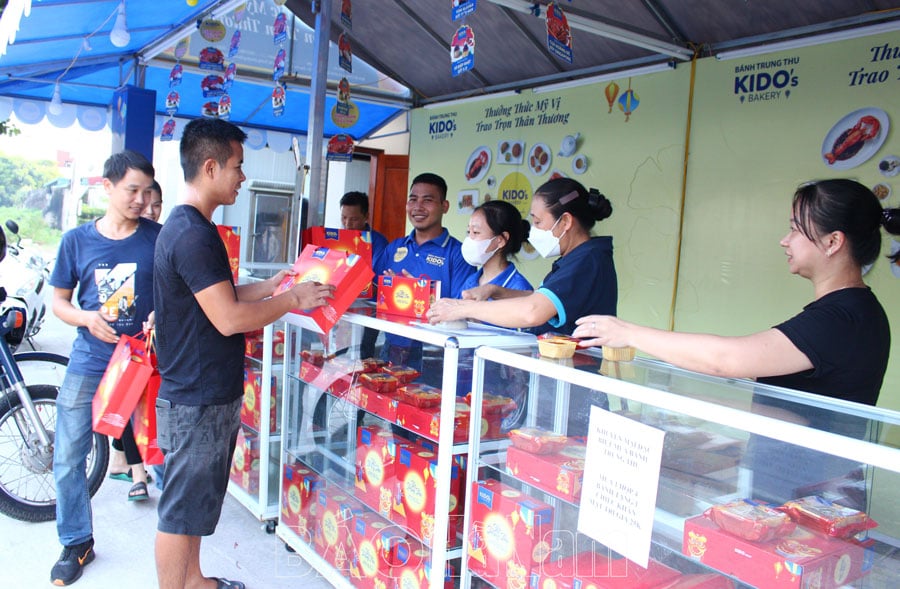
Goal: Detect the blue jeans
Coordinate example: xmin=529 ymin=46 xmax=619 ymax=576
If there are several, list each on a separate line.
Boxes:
xmin=54 ymin=372 xmax=101 ymax=547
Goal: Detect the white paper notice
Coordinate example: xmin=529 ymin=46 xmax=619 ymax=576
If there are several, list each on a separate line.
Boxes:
xmin=577 ymin=405 xmax=665 ymax=567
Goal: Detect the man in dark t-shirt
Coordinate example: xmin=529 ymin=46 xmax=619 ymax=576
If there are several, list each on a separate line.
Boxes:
xmin=153 ymin=118 xmax=334 ymax=589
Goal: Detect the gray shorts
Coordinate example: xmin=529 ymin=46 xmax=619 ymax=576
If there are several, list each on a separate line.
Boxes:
xmin=156 ymin=397 xmax=241 ymax=536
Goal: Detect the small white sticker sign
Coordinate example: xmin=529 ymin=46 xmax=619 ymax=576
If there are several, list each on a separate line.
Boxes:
xmin=577 ymin=406 xmax=665 ymax=567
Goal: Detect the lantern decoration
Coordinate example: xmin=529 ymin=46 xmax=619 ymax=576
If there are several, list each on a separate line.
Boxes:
xmin=604 ymin=81 xmax=619 ymax=114
xmin=618 ymin=78 xmax=640 ymax=122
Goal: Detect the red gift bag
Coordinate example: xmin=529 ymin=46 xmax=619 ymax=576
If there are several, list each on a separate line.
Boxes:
xmin=92 ymin=334 xmax=154 ymax=438
xmin=133 ymin=369 xmax=164 ymax=465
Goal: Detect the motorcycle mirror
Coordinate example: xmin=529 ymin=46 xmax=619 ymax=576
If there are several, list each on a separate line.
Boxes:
xmin=5 ymin=220 xmax=19 ymax=235
xmin=0 ymin=225 xmax=5 ymax=262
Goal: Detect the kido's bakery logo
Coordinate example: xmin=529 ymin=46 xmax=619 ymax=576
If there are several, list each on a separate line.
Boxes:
xmin=428 ymin=111 xmax=457 ymax=140
xmin=731 ymin=56 xmax=800 ymax=104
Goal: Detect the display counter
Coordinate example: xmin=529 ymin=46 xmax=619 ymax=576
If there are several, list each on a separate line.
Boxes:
xmin=463 ymin=344 xmax=900 ymax=589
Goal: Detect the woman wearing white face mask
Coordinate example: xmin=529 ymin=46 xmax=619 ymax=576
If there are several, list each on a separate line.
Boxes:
xmin=459 ymin=200 xmax=533 ymax=295
xmin=428 ymin=178 xmax=616 ymax=335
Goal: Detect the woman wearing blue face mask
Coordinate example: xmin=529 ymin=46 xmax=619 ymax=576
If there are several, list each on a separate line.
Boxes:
xmin=428 ymin=177 xmax=616 ymax=335
xmin=459 ymin=200 xmax=533 ymax=295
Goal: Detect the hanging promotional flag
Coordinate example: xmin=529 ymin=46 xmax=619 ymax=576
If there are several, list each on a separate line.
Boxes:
xmin=228 ymin=30 xmax=241 ymax=58
xmin=546 ymin=2 xmax=573 ymax=64
xmin=272 ymin=85 xmax=286 ymax=117
xmin=160 ymin=118 xmax=176 ymax=142
xmin=273 ymin=48 xmax=286 ymax=81
xmin=168 ymin=63 xmax=183 ymax=88
xmin=199 ymin=47 xmax=225 ymax=71
xmin=201 ymin=74 xmax=226 ymax=97
xmin=202 ymin=101 xmax=219 ymax=118
xmin=174 ymin=38 xmax=189 ymax=60
xmin=337 ymin=77 xmax=351 ymax=106
xmin=451 ymin=25 xmax=475 ymax=77
xmin=165 ymin=91 xmax=180 ymax=116
xmin=224 ymin=63 xmax=237 ymax=90
xmin=233 ymin=3 xmax=248 ymax=22
xmin=218 ymin=94 xmax=232 ymax=120
xmin=331 ymin=101 xmax=359 ymax=129
xmin=326 ymin=134 xmax=355 ymax=162
xmin=273 ymin=13 xmax=287 ymax=45
xmin=338 ymin=33 xmax=352 ymax=73
xmin=451 ymin=0 xmax=476 ymax=21
xmin=199 ymin=19 xmax=227 ymax=43
xmin=341 ymin=0 xmax=352 ymax=30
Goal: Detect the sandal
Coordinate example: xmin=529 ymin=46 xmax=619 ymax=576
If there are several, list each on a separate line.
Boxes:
xmin=127 ymin=481 xmax=149 ymax=502
xmin=214 ymin=578 xmax=245 ymax=589
xmin=109 ymin=469 xmax=152 ymax=483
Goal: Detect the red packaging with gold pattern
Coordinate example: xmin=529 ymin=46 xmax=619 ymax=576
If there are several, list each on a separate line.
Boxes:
xmin=395 ymin=443 xmax=461 ymax=548
xmin=779 ymin=496 xmax=876 ymax=539
xmin=216 ymin=224 xmax=240 ymax=282
xmin=397 ymin=384 xmax=443 ymax=408
xmin=274 ymin=245 xmax=375 ymax=333
xmin=304 ymin=226 xmax=376 ymax=298
xmin=683 ymin=515 xmax=873 ymax=589
xmin=507 ymin=426 xmax=568 ymax=455
xmin=357 ymin=386 xmax=401 ymax=423
xmin=347 ymin=512 xmax=405 ymax=589
xmin=377 ymin=274 xmax=440 ymax=319
xmin=705 ymin=499 xmax=795 ymax=542
xmin=396 ymin=401 xmax=470 ymax=444
xmin=229 ymin=427 xmax=259 ymax=494
xmin=240 ymin=367 xmax=276 ymax=432
xmin=314 ymin=489 xmax=364 ymax=576
xmin=505 ymin=440 xmax=585 ymax=502
xmin=359 ymin=372 xmax=400 ymax=394
xmin=467 ymin=479 xmax=554 ymax=589
xmin=394 ymin=537 xmax=455 ymax=589
xmin=354 ymin=426 xmax=408 ymax=520
xmin=281 ymin=460 xmax=324 ymax=543
xmin=382 ymin=364 xmax=421 ymax=384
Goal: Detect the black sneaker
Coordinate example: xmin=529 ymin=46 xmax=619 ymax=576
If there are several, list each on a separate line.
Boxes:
xmin=50 ymin=538 xmax=95 ymax=586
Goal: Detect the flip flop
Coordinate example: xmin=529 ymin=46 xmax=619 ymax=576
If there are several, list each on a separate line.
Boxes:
xmin=128 ymin=481 xmax=149 ymax=502
xmin=214 ymin=578 xmax=246 ymax=589
xmin=109 ymin=469 xmax=153 ymax=483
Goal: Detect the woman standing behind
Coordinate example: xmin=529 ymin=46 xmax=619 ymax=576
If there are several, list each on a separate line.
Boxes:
xmin=459 ymin=200 xmax=533 ymax=294
xmin=428 ymin=177 xmax=617 ymax=335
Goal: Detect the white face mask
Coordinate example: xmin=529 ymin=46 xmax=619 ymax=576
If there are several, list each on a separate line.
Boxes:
xmin=528 ymin=216 xmax=565 ymax=258
xmin=461 ymin=236 xmax=498 ymax=267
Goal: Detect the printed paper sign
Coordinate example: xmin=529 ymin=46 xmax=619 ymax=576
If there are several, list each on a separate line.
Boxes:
xmin=451 ymin=0 xmax=476 ymax=21
xmin=451 ymin=25 xmax=475 ymax=77
xmin=546 ymin=3 xmax=573 ymax=63
xmin=577 ymin=405 xmax=665 ymax=567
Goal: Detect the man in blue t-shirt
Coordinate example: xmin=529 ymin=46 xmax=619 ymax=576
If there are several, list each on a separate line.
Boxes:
xmin=49 ymin=150 xmax=160 ymax=586
xmin=374 ymin=172 xmax=475 ymax=366
xmin=339 ymin=190 xmax=388 ymax=267
xmin=153 ymin=118 xmax=334 ymax=589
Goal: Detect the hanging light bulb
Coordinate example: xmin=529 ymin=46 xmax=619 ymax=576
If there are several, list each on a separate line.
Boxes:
xmin=48 ymin=82 xmax=63 ymax=116
xmin=110 ymin=1 xmax=130 ymax=48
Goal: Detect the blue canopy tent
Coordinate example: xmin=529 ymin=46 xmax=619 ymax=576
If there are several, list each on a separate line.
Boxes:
xmin=0 ymin=0 xmax=410 ymax=143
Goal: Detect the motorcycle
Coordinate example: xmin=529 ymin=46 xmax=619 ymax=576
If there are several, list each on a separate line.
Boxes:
xmin=0 ymin=220 xmax=49 ymax=350
xmin=0 ymin=224 xmax=108 ymax=522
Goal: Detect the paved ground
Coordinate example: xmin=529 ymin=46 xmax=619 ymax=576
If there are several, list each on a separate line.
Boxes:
xmin=0 ymin=308 xmax=332 ymax=588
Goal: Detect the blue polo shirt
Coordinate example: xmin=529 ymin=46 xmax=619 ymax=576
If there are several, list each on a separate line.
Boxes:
xmin=375 ymin=228 xmax=474 ymax=299
xmin=535 ymin=236 xmax=617 ymax=335
xmin=460 ymin=262 xmax=533 ymax=294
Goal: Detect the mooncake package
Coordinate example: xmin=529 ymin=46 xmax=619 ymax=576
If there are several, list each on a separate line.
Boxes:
xmin=704 ymin=499 xmax=795 ymax=542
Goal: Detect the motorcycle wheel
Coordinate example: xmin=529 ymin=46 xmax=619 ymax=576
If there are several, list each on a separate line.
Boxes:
xmin=0 ymin=385 xmax=109 ymax=522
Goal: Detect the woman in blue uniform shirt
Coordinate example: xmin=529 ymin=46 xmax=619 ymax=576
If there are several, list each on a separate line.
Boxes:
xmin=428 ymin=177 xmax=616 ymax=335
xmin=459 ymin=200 xmax=533 ymax=295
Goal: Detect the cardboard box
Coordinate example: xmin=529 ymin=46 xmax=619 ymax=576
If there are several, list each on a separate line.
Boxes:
xmin=531 ymin=551 xmax=681 ymax=589
xmin=244 ymin=329 xmax=284 ymax=360
xmin=304 ymin=226 xmax=376 ymax=298
xmin=505 ymin=440 xmax=585 ymax=502
xmin=229 ymin=428 xmax=260 ymax=494
xmin=683 ymin=515 xmax=873 ymax=589
xmin=314 ymin=489 xmax=364 ymax=576
xmin=467 ymin=479 xmax=554 ymax=588
xmin=355 ymin=426 xmax=407 ymax=519
xmin=358 ymin=386 xmax=401 ymax=423
xmin=241 ymin=367 xmax=277 ymax=432
xmin=347 ymin=512 xmax=406 ymax=589
xmin=396 ymin=401 xmax=470 ymax=444
xmin=216 ymin=224 xmax=240 ymax=283
xmin=395 ymin=443 xmax=461 ymax=548
xmin=394 ymin=538 xmax=455 ymax=589
xmin=376 ymin=274 xmax=440 ymax=319
xmin=281 ymin=460 xmax=324 ymax=544
xmin=274 ymin=245 xmax=374 ymax=333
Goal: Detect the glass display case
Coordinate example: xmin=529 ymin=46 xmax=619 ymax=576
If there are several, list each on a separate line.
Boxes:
xmin=227 ymin=320 xmax=284 ymax=528
xmin=463 ymin=344 xmax=900 ymax=589
xmin=275 ymin=305 xmax=534 ymax=589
